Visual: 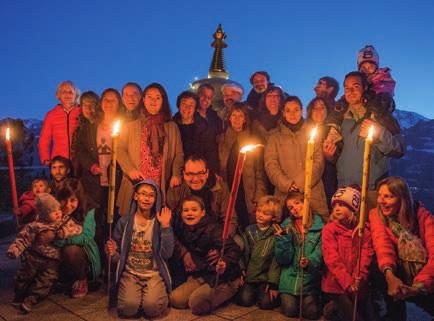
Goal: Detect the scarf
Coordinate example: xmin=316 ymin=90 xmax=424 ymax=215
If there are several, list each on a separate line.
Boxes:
xmin=141 ymin=113 xmax=165 ymax=167
xmin=387 ymin=216 xmax=428 ymax=284
xmin=282 ymin=118 xmax=304 ymax=132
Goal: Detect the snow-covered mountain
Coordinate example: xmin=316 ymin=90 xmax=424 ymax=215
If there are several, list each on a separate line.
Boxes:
xmin=391 ymin=119 xmax=434 ymax=211
xmin=394 ymin=109 xmax=428 ymax=129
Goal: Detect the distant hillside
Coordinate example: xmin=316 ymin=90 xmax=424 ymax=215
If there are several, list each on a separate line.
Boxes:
xmin=391 ymin=119 xmax=434 ymax=211
xmin=394 ymin=109 xmax=428 ymax=129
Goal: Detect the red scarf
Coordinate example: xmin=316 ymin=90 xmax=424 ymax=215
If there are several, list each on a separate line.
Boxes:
xmin=141 ymin=113 xmax=165 ymax=167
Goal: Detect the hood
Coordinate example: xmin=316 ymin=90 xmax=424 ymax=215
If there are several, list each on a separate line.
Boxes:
xmin=128 ymin=179 xmax=162 ymax=218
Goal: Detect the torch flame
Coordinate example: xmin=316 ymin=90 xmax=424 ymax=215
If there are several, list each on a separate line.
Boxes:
xmin=6 ymin=127 xmax=10 ymax=141
xmin=112 ymin=120 xmax=121 ymax=136
xmin=309 ymin=127 xmax=318 ymax=142
xmin=368 ymin=125 xmax=374 ymax=141
xmin=240 ymin=144 xmax=263 ymax=153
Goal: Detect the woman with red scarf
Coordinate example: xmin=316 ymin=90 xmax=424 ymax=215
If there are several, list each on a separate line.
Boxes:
xmin=117 ymin=83 xmax=184 ymax=216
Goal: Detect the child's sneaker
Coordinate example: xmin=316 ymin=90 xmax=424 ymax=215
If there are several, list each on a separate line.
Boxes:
xmin=20 ymin=296 xmax=36 ymax=314
xmin=71 ymin=279 xmax=88 ymax=298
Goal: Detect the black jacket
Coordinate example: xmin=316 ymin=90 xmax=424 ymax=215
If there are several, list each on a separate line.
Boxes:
xmin=173 ymin=112 xmax=219 ymax=174
xmin=173 ymin=215 xmax=241 ymax=285
xmin=75 ymin=122 xmax=122 ymax=205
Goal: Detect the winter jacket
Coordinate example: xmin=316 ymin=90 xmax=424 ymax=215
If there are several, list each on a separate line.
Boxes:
xmin=71 ymin=115 xmax=92 ymax=178
xmin=368 ymin=67 xmax=396 ymax=97
xmin=246 ymin=89 xmax=264 ymax=118
xmin=110 ymin=179 xmax=174 ymax=306
xmin=9 ymin=217 xmax=82 ymax=260
xmin=173 ymin=112 xmax=219 ymax=174
xmin=219 ymin=127 xmax=267 ymax=216
xmin=201 ymin=107 xmax=224 ymax=137
xmin=116 ymin=117 xmax=184 ymax=215
xmin=173 ymin=215 xmax=240 ymax=286
xmin=39 ymin=104 xmax=81 ymax=163
xmin=55 ymin=209 xmax=101 ymax=281
xmin=166 ymin=179 xmax=237 ymax=237
xmin=321 ymin=220 xmax=374 ymax=296
xmin=275 ymin=214 xmax=324 ymax=295
xmin=336 ymin=115 xmax=404 ymax=190
xmin=240 ymin=224 xmax=280 ymax=287
xmin=307 ymin=121 xmax=339 ymax=211
xmin=265 ymin=122 xmax=329 ymax=219
xmin=369 ymin=205 xmax=434 ymax=292
xmin=251 ymin=119 xmax=280 ymax=144
xmin=74 ymin=121 xmax=122 ymax=204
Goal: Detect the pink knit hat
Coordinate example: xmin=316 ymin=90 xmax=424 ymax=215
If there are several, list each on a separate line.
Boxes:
xmin=331 ymin=186 xmax=361 ymax=212
xmin=358 ymin=45 xmax=379 ymax=69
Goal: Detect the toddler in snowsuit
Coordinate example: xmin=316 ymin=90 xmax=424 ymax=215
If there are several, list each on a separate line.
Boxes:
xmin=7 ymin=193 xmax=82 ymax=313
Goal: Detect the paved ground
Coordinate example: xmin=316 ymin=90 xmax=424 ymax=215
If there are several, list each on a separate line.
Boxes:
xmin=0 ymin=232 xmax=431 ymax=321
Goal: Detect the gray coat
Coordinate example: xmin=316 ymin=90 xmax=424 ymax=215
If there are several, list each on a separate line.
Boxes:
xmin=264 ymin=122 xmax=328 ymax=220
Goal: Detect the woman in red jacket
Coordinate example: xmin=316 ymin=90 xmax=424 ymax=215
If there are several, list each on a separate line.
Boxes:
xmin=38 ymin=80 xmax=81 ymax=165
xmin=369 ymin=176 xmax=434 ymax=320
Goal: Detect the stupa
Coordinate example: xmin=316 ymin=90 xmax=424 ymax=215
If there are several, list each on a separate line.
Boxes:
xmin=190 ymin=24 xmax=243 ymax=111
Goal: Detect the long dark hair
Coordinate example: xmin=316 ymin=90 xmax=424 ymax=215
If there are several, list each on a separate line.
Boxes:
xmin=56 ymin=178 xmax=92 ymax=223
xmin=142 ymin=82 xmax=172 ymax=121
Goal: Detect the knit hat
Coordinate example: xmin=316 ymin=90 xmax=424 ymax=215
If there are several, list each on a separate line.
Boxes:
xmin=36 ymin=193 xmax=61 ymax=220
xmin=357 ymin=45 xmax=379 ymax=68
xmin=331 ymin=186 xmax=361 ymax=213
xmin=221 ymin=82 xmax=244 ymax=95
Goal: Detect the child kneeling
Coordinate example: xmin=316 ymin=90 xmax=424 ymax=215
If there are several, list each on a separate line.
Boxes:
xmin=106 ymin=180 xmax=173 ymax=319
xmin=170 ymin=196 xmax=241 ymax=315
xmin=237 ymin=195 xmax=282 ymax=309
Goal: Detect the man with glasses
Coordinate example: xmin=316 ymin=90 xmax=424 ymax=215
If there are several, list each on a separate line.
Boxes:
xmin=166 ymin=155 xmax=236 ymax=236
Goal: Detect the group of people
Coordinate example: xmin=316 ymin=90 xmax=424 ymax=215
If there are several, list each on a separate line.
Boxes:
xmin=6 ymin=44 xmax=433 ymax=320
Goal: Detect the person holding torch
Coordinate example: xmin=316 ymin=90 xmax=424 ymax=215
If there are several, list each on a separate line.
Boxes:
xmin=329 ymin=72 xmax=404 ymax=211
xmin=265 ymin=96 xmax=329 ymax=221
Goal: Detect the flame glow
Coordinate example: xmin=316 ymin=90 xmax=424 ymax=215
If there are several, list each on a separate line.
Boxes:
xmin=6 ymin=127 xmax=10 ymax=141
xmin=112 ymin=120 xmax=121 ymax=136
xmin=368 ymin=125 xmax=374 ymax=141
xmin=309 ymin=127 xmax=318 ymax=142
xmin=240 ymin=144 xmax=263 ymax=153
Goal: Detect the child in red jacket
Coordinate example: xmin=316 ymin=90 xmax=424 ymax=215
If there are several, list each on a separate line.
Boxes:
xmin=322 ymin=186 xmax=378 ymax=321
xmin=13 ymin=178 xmax=51 ymax=228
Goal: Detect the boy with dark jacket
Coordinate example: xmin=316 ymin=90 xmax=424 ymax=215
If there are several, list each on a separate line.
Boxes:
xmin=170 ymin=195 xmax=241 ymax=315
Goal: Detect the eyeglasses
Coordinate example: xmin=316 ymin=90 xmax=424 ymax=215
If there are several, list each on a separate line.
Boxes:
xmin=184 ymin=170 xmax=208 ymax=177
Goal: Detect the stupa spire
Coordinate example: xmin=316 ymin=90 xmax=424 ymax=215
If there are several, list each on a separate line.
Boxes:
xmin=208 ymin=24 xmax=229 ymax=79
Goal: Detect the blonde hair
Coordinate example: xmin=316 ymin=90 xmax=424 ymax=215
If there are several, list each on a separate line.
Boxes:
xmin=377 ymin=176 xmax=416 ymax=233
xmin=257 ymin=195 xmax=282 ymax=223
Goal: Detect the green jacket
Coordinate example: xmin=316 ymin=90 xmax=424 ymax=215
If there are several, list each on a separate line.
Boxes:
xmin=275 ymin=214 xmax=323 ymax=295
xmin=55 ymin=209 xmax=101 ymax=281
xmin=240 ymin=224 xmax=280 ymax=287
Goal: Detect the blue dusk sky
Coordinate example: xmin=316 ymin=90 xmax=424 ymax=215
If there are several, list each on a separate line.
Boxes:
xmin=1 ymin=0 xmax=434 ymax=120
